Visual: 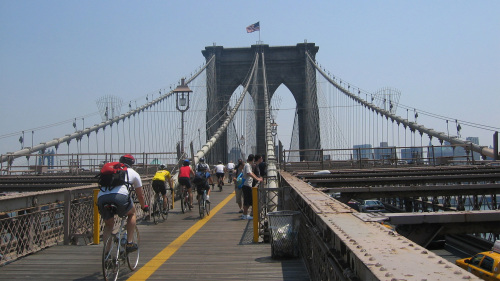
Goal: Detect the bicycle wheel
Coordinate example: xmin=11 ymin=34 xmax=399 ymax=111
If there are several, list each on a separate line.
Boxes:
xmin=180 ymin=190 xmax=186 ymax=214
xmin=186 ymin=192 xmax=192 ymax=211
xmin=127 ymin=225 xmax=140 ymax=271
xmin=205 ymin=200 xmax=210 ymax=216
xmin=160 ymin=196 xmax=168 ymax=220
xmin=152 ymin=195 xmax=160 ymax=224
xmin=102 ymin=235 xmax=120 ymax=281
xmin=219 ymin=180 xmax=223 ymax=192
xmin=198 ymin=197 xmax=205 ymax=219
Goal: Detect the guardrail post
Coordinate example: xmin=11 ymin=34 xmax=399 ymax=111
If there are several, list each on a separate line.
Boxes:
xmin=93 ymin=189 xmax=100 ymax=245
xmin=252 ymin=186 xmax=259 ymax=243
xmin=63 ymin=190 xmax=71 ymax=245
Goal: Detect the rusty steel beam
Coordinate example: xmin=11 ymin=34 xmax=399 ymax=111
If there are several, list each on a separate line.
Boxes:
xmin=280 ymin=171 xmax=480 ymax=280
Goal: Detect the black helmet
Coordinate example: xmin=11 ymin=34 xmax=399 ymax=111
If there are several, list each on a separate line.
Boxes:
xmin=159 ymin=164 xmax=166 ymax=170
xmin=200 ymin=157 xmax=205 ymax=162
xmin=218 ymin=161 xmax=222 ymax=164
xmin=119 ymin=154 xmax=135 ymax=167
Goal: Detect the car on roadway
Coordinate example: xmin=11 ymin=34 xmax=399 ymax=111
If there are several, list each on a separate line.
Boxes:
xmin=456 ymin=241 xmax=500 ymax=280
xmin=359 ymin=199 xmax=386 ymax=213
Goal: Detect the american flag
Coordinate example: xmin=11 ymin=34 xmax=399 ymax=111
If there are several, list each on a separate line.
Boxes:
xmin=246 ymin=22 xmax=260 ymax=33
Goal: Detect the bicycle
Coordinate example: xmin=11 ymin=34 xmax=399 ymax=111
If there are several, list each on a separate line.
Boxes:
xmin=180 ymin=185 xmax=191 ymax=214
xmin=217 ymin=175 xmax=224 ymax=192
xmin=197 ymin=188 xmax=210 ymax=219
xmin=151 ymin=192 xmax=168 ymax=224
xmin=101 ymin=203 xmax=140 ymax=281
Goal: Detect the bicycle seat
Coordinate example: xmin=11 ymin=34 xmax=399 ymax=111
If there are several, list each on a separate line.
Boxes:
xmin=103 ymin=203 xmax=118 ymax=215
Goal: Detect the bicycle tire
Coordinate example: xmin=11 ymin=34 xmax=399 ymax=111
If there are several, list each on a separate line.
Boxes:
xmin=180 ymin=190 xmax=186 ymax=214
xmin=185 ymin=191 xmax=191 ymax=211
xmin=152 ymin=195 xmax=160 ymax=224
xmin=102 ymin=235 xmax=120 ymax=281
xmin=199 ymin=196 xmax=205 ymax=219
xmin=127 ymin=225 xmax=140 ymax=271
xmin=160 ymin=196 xmax=168 ymax=220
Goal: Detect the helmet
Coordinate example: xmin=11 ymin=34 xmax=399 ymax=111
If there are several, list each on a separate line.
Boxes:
xmin=119 ymin=154 xmax=135 ymax=166
xmin=159 ymin=164 xmax=166 ymax=170
xmin=218 ymin=161 xmax=222 ymax=164
xmin=183 ymin=159 xmax=190 ymax=165
xmin=200 ymin=157 xmax=205 ymax=162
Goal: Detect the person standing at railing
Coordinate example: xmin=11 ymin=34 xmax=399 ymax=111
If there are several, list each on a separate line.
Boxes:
xmin=241 ymin=154 xmax=262 ymax=220
xmin=234 ymin=158 xmax=244 ymax=213
xmin=97 ymin=154 xmax=149 ymax=253
xmin=252 ymin=155 xmax=263 ymax=188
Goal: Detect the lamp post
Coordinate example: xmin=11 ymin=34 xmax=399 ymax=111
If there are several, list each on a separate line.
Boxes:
xmin=174 ymin=78 xmax=192 ymax=159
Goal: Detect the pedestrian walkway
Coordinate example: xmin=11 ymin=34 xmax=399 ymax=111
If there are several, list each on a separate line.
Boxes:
xmin=0 ymin=183 xmax=310 ymax=280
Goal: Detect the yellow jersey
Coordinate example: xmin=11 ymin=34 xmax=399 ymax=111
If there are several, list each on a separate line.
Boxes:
xmin=152 ymin=170 xmax=171 ymax=181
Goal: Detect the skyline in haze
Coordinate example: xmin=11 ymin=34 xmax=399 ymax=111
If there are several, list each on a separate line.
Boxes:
xmin=1 ymin=1 xmax=499 ymax=155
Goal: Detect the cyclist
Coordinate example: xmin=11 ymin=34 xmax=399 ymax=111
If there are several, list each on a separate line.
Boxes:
xmin=226 ymin=160 xmax=235 ymax=183
xmin=194 ymin=168 xmax=211 ymax=204
xmin=197 ymin=157 xmax=214 ymax=187
xmin=214 ymin=161 xmax=225 ymax=188
xmin=97 ymin=154 xmax=149 ymax=253
xmin=178 ymin=159 xmax=195 ymax=208
xmin=152 ymin=164 xmax=174 ymax=214
xmin=196 ymin=157 xmax=213 ymax=202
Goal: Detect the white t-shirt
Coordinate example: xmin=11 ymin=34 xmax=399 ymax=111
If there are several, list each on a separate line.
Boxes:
xmin=243 ymin=162 xmax=253 ymax=187
xmin=97 ymin=167 xmax=143 ymax=197
xmin=227 ymin=162 xmax=235 ymax=170
xmin=215 ymin=164 xmax=225 ymax=173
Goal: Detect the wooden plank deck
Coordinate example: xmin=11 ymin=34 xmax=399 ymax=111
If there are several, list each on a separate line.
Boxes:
xmin=0 ymin=182 xmax=310 ymax=280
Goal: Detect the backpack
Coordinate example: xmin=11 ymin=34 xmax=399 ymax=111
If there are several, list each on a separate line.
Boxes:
xmin=236 ymin=172 xmax=245 ymax=189
xmin=193 ymin=171 xmax=208 ymax=186
xmin=96 ymin=162 xmax=129 ymax=191
xmin=197 ymin=163 xmax=208 ymax=172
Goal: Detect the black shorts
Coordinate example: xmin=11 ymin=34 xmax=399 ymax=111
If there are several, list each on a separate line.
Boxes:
xmin=97 ymin=193 xmax=133 ymax=220
xmin=178 ymin=177 xmax=191 ymax=189
xmin=242 ymin=185 xmax=253 ymax=207
xmin=196 ymin=183 xmax=210 ymax=195
xmin=216 ymin=173 xmax=224 ymax=179
xmin=152 ymin=180 xmax=167 ymax=195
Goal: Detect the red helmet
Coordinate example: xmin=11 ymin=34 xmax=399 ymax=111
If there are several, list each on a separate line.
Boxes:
xmin=119 ymin=154 xmax=135 ymax=166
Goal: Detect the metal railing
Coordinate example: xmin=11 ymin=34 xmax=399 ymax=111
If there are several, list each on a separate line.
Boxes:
xmin=283 ymin=144 xmax=494 ymax=172
xmin=0 ymin=152 xmax=178 ymax=176
xmin=0 ymin=182 xmax=154 ymax=266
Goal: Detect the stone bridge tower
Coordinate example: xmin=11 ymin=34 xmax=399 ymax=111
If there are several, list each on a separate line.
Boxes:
xmin=202 ymin=43 xmax=321 ymax=163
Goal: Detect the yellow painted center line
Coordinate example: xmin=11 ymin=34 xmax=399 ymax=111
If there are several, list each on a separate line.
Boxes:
xmin=127 ymin=191 xmax=236 ymax=281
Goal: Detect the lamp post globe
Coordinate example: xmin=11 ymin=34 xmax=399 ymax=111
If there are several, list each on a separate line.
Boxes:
xmin=174 ymin=78 xmax=192 ymax=158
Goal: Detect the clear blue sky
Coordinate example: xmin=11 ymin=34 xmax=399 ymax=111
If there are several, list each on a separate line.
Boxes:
xmin=1 ymin=1 xmax=499 ymax=154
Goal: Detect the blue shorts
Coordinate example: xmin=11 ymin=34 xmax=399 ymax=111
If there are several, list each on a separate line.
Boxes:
xmin=97 ymin=193 xmax=133 ymax=220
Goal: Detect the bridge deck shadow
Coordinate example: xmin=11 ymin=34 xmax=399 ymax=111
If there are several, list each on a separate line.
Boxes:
xmin=0 ymin=183 xmax=310 ymax=280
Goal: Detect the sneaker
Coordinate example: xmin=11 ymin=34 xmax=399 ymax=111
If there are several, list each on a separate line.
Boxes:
xmin=246 ymin=215 xmax=253 ymax=220
xmin=238 ymin=209 xmax=243 ymax=213
xmin=241 ymin=215 xmax=247 ymax=220
xmin=162 ymin=209 xmax=168 ymax=215
xmin=126 ymin=242 xmax=138 ymax=253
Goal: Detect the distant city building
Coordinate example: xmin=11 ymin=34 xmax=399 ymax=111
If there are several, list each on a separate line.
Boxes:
xmin=401 ymin=147 xmax=424 ymax=164
xmin=374 ymin=142 xmax=396 ymax=162
xmin=353 ymin=144 xmax=373 ymax=160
